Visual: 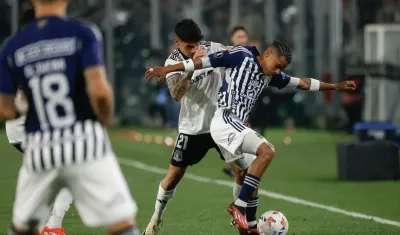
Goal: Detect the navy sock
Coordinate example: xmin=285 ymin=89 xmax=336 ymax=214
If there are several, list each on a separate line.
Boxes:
xmin=237 ymin=174 xmax=260 ymax=203
xmin=246 ymin=196 xmax=259 ymax=223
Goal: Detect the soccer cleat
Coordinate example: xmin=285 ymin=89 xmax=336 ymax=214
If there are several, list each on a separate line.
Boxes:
xmin=231 ymin=219 xmax=260 ymax=235
xmin=142 ymin=218 xmax=162 ymax=235
xmin=41 ymin=226 xmax=66 ymax=235
xmin=227 ymin=202 xmax=248 ymax=230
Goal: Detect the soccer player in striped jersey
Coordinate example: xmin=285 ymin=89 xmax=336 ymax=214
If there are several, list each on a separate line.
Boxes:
xmin=0 ymin=1 xmax=138 ymax=235
xmin=145 ymin=41 xmax=356 ymax=233
xmin=5 ymin=8 xmax=73 ymax=235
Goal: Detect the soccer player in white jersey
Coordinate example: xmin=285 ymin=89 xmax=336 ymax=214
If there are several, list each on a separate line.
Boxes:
xmin=0 ymin=0 xmax=139 ymax=235
xmin=4 ymin=8 xmax=73 ymax=235
xmin=142 ymin=19 xmax=252 ymax=235
xmin=145 ymin=41 xmax=356 ymax=233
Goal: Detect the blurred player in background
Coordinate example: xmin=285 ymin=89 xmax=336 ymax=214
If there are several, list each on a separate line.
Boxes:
xmin=145 ymin=41 xmax=356 ymax=233
xmin=0 ymin=0 xmax=138 ymax=234
xmin=5 ymin=8 xmax=73 ymax=235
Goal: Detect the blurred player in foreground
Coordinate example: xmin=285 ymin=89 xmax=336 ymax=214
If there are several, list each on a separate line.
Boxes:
xmin=0 ymin=0 xmax=138 ymax=234
xmin=222 ymin=25 xmax=249 ymax=178
xmin=142 ymin=19 xmax=257 ymax=235
xmin=145 ymin=41 xmax=356 ymax=233
xmin=5 ymin=8 xmax=72 ymax=235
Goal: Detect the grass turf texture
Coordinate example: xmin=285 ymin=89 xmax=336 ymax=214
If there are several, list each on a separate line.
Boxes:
xmin=0 ymin=128 xmax=399 ymax=234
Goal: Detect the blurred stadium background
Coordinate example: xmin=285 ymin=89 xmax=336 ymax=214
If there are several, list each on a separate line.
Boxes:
xmin=1 ymin=0 xmax=388 ymax=131
xmin=1 ymin=0 xmax=400 ymax=234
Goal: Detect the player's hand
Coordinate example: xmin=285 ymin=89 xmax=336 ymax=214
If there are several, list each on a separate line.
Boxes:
xmin=335 ymin=80 xmax=356 ymax=91
xmin=193 ymin=48 xmax=207 ymax=60
xmin=244 ymin=122 xmax=251 ymax=128
xmin=145 ymin=66 xmax=168 ymax=83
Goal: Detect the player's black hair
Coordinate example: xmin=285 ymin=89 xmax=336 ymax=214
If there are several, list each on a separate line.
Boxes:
xmin=174 ymin=19 xmax=204 ymax=43
xmin=270 ymin=40 xmax=292 ymax=64
xmin=230 ymin=25 xmax=248 ymax=37
xmin=20 ymin=8 xmax=35 ymax=29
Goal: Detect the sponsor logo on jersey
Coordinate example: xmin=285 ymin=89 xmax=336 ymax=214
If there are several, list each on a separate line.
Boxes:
xmin=191 ymin=70 xmax=214 ymax=84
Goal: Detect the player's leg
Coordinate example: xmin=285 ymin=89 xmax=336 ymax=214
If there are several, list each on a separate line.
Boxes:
xmin=232 ymin=134 xmax=274 ymax=231
xmin=143 ymin=133 xmax=209 ymax=235
xmin=211 ymin=111 xmax=274 ymax=231
xmin=9 ymin=140 xmax=71 ymax=235
xmin=9 ymin=166 xmax=61 ymax=235
xmin=64 ymin=153 xmax=139 ymax=235
xmin=223 ymin=151 xmax=259 ymax=234
xmin=143 ymin=164 xmax=187 ymax=234
xmin=41 ymin=188 xmax=73 ymax=234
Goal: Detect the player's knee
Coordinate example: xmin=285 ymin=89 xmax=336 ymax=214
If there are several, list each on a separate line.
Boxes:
xmin=161 ymin=165 xmax=187 ymax=190
xmin=256 ymin=142 xmax=275 ymax=163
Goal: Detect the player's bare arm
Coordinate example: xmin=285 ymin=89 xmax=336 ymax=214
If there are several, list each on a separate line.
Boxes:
xmin=85 ymin=65 xmax=114 ymax=127
xmin=296 ymin=78 xmax=356 ymax=91
xmin=167 ymin=72 xmax=193 ymax=101
xmin=165 ymin=48 xmax=206 ymax=100
xmin=0 ymin=94 xmax=18 ymax=120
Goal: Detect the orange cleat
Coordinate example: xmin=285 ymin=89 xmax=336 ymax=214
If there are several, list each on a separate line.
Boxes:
xmin=41 ymin=226 xmax=66 ymax=235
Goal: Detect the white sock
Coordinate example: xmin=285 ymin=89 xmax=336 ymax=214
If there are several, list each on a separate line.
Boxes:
xmin=233 ymin=182 xmax=242 ymax=201
xmin=46 ymin=188 xmax=73 ymax=228
xmin=152 ymin=183 xmax=175 ymax=220
xmin=234 ymin=199 xmax=247 ymax=207
xmin=248 ymin=220 xmax=257 ymax=227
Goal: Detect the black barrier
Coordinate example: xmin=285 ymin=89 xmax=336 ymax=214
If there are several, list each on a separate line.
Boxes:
xmin=337 ymin=140 xmax=400 ymax=181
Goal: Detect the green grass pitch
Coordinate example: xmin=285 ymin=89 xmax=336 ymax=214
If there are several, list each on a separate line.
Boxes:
xmin=0 ymin=128 xmax=399 ymax=234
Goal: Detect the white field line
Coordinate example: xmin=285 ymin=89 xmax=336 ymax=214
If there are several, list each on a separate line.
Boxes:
xmin=118 ymin=157 xmax=400 ymax=227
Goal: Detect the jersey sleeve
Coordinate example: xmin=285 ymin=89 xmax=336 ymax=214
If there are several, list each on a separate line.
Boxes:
xmin=165 ymin=58 xmax=184 ymax=81
xmin=0 ymin=42 xmax=17 ymax=94
xmin=208 ymin=50 xmax=234 ymax=68
xmin=210 ymin=42 xmax=226 ymax=53
xmin=268 ymin=72 xmax=300 ymax=89
xmin=80 ymin=23 xmax=104 ymax=69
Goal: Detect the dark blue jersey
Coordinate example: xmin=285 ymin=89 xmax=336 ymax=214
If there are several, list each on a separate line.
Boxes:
xmin=0 ymin=16 xmax=103 ymax=133
xmin=208 ymin=45 xmax=296 ymax=121
xmin=0 ymin=16 xmax=110 ymax=171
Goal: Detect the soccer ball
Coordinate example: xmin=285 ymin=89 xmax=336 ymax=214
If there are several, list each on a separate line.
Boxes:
xmin=257 ymin=210 xmax=289 ymax=235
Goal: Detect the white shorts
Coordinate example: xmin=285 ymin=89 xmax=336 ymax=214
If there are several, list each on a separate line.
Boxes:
xmin=12 ymin=153 xmax=137 ymax=229
xmin=211 ymin=109 xmax=270 ymax=164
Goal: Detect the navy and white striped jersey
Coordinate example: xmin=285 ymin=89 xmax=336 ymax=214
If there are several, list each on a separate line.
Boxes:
xmin=0 ymin=16 xmax=110 ymax=171
xmin=208 ymin=45 xmax=297 ymax=122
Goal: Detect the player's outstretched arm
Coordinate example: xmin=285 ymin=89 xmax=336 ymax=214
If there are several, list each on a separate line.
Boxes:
xmin=146 ymin=50 xmax=232 ymax=83
xmin=269 ymin=73 xmax=356 ymax=91
xmin=296 ymin=78 xmax=356 ymax=91
xmin=85 ymin=65 xmax=114 ymax=127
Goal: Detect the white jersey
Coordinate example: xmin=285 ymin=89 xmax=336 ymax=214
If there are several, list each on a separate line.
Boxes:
xmin=165 ymin=41 xmax=225 ymax=135
xmin=5 ymin=116 xmax=26 ymax=144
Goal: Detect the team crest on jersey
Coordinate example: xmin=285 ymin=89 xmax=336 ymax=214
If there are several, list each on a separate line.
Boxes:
xmin=173 ymin=150 xmax=183 ymax=162
xmin=214 ymin=51 xmax=224 ymax=58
